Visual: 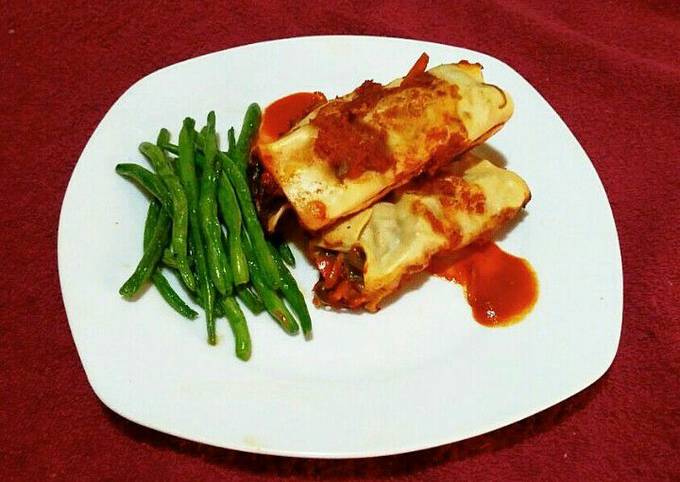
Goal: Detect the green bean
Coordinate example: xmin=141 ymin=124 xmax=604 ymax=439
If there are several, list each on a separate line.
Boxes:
xmin=167 ymin=123 xmax=203 ymax=152
xmin=160 ymin=143 xmax=179 ymax=156
xmin=139 ymin=142 xmax=196 ymax=292
xmin=214 ymin=300 xmax=224 ymax=318
xmin=188 ymin=230 xmax=216 ymax=343
xmin=232 ymin=103 xmax=261 ymax=172
xmin=198 ymin=125 xmax=208 ymax=151
xmin=163 ymin=142 xmax=203 ymax=171
xmin=217 ymin=172 xmax=249 ymax=285
xmin=164 ymin=141 xmax=213 ymax=169
xmin=153 ymin=130 xmax=180 ymax=270
xmin=176 ymin=120 xmax=198 ymax=202
xmin=199 ymin=112 xmax=233 ymax=296
xmin=115 ymin=163 xmax=172 ymax=213
xmin=220 ymin=296 xmax=252 ymax=361
xmin=162 ymin=248 xmax=178 ymax=268
xmin=277 ymin=241 xmax=296 ymax=267
xmin=151 ymin=272 xmax=199 ymax=319
xmin=165 ymin=114 xmax=242 ymax=170
xmin=227 ymin=126 xmax=236 ymax=156
xmin=143 ymin=198 xmax=197 ymax=319
xmin=156 ymin=128 xmax=171 ymax=148
xmin=268 ymin=242 xmax=312 ymax=339
xmin=218 ymin=151 xmax=281 ymax=290
xmin=143 ymin=199 xmax=161 ymax=247
xmin=119 ymin=209 xmax=171 ymax=298
xmin=195 ymin=152 xmax=205 ymax=173
xmin=163 ymin=111 xmax=247 ymax=173
xmin=176 ymin=118 xmax=217 ymax=343
xmin=236 ymin=285 xmax=264 ymax=315
xmin=242 ymin=232 xmax=299 ymax=335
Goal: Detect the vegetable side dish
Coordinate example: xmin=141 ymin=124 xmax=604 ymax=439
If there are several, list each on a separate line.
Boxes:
xmin=117 ymin=107 xmax=311 ymax=361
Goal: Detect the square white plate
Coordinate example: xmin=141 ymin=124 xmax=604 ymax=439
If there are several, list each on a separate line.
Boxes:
xmin=58 ymin=35 xmax=622 ymax=458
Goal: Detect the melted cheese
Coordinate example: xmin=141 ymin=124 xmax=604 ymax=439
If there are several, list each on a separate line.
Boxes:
xmin=259 ymin=62 xmax=514 ymax=231
xmin=314 ymin=155 xmax=530 ymax=310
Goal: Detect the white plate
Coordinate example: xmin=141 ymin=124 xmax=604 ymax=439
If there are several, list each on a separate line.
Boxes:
xmin=58 ymin=35 xmax=622 ymax=458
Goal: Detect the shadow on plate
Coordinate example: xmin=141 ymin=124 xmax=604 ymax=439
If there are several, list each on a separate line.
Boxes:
xmin=103 ymin=372 xmax=606 ymax=478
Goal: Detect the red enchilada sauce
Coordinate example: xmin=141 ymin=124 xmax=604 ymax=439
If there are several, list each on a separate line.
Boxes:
xmin=258 ymin=54 xmax=440 ymax=180
xmin=258 ymin=91 xmax=327 ymax=144
xmin=311 ymin=53 xmax=436 ymax=179
xmin=428 ymin=243 xmax=538 ymax=326
xmin=312 ymin=82 xmax=395 ymax=179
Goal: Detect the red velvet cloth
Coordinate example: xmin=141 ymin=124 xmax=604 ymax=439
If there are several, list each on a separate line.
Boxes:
xmin=2 ymin=1 xmax=679 ymax=480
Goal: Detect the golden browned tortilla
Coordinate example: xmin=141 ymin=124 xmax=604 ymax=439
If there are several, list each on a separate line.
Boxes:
xmin=258 ymin=62 xmax=514 ymax=231
xmin=312 ymin=154 xmax=531 ymax=311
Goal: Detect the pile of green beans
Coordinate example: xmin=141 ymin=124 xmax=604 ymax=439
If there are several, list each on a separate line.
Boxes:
xmin=116 ymin=105 xmax=312 ymax=361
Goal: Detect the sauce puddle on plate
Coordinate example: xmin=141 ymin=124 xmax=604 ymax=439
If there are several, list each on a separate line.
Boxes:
xmin=428 ymin=242 xmax=538 ymax=326
xmin=258 ymin=91 xmax=327 ymax=144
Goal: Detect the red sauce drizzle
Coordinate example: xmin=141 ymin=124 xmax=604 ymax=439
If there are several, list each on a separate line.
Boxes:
xmin=404 ymin=173 xmax=486 ymax=213
xmin=311 ymin=55 xmax=437 ymax=180
xmin=428 ymin=243 xmax=538 ymax=326
xmin=312 ymin=81 xmax=397 ymax=179
xmin=259 ymin=91 xmax=327 ymax=144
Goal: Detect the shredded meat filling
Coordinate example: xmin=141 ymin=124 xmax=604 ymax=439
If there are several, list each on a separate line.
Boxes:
xmin=311 ymin=247 xmax=368 ymax=309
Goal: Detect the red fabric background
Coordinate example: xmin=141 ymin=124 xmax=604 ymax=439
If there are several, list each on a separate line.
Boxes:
xmin=2 ymin=1 xmax=679 ymax=480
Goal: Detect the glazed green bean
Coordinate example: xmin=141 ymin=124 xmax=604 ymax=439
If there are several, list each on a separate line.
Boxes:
xmin=115 ymin=163 xmax=172 ymax=213
xmin=242 ymin=232 xmax=299 ymax=335
xmin=143 ymin=199 xmax=197 ymax=319
xmin=218 ymin=151 xmax=281 ymax=290
xmin=236 ymin=285 xmax=264 ymax=315
xmin=162 ymin=248 xmax=178 ymax=268
xmin=119 ymin=208 xmax=171 ymax=298
xmin=177 ymin=118 xmax=216 ymax=344
xmin=217 ymin=172 xmax=249 ymax=285
xmin=268 ymin=242 xmax=312 ymax=339
xmin=227 ymin=126 xmax=236 ymax=156
xmin=143 ymin=198 xmax=161 ymax=247
xmin=177 ymin=119 xmax=199 ymax=204
xmin=151 ymin=271 xmax=199 ymax=319
xmin=193 ymin=149 xmax=206 ymax=172
xmin=139 ymin=142 xmax=196 ymax=292
xmin=199 ymin=112 xmax=233 ymax=295
xmin=277 ymin=241 xmax=296 ymax=267
xmin=154 ymin=129 xmax=179 ymax=270
xmin=165 ymin=123 xmax=200 ymax=155
xmin=188 ymin=231 xmax=216 ymax=343
xmin=198 ymin=125 xmax=208 ymax=150
xmin=220 ymin=296 xmax=252 ymax=361
xmin=160 ymin=143 xmax=179 ymax=156
xmin=156 ymin=128 xmax=171 ymax=148
xmin=232 ymin=103 xmax=261 ymax=172
xmin=164 ymin=141 xmax=219 ymax=166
